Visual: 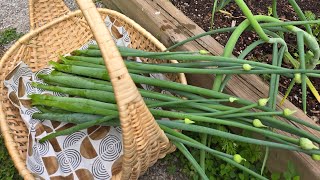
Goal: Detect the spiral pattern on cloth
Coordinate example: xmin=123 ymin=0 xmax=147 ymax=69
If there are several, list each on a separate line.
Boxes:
xmin=99 ymin=135 xmax=122 ymax=162
xmin=114 ymin=127 xmax=122 ymax=134
xmin=32 ymin=146 xmax=43 ymax=165
xmin=92 ymin=158 xmax=110 ymax=180
xmin=57 ymin=149 xmax=82 ymax=173
xmin=12 ymin=66 xmax=32 ymax=85
xmin=27 ymin=158 xmax=44 ymax=175
xmin=63 ymin=131 xmax=86 ymax=149
xmin=122 ymin=30 xmax=130 ymax=43
xmin=37 ymin=140 xmax=50 ymax=156
xmin=79 ymin=39 xmax=97 ymax=50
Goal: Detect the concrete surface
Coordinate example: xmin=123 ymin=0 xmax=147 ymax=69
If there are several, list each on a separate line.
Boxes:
xmin=0 ymin=0 xmax=105 ymax=33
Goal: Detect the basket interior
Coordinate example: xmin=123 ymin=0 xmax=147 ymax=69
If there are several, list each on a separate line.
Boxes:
xmin=0 ymin=10 xmax=181 ymax=174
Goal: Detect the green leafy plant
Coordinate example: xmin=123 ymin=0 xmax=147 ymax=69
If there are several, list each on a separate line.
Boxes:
xmin=170 ymin=128 xmax=266 ymax=180
xmin=267 ymin=6 xmax=273 ymax=17
xmin=271 ymin=161 xmax=300 ymax=180
xmin=0 ymin=136 xmax=22 ymax=180
xmin=305 ymin=11 xmax=320 ymax=41
xmin=0 ymin=28 xmax=23 ymax=45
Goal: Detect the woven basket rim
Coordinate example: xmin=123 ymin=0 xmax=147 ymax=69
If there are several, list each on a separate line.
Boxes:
xmin=0 ymin=8 xmax=187 ymax=180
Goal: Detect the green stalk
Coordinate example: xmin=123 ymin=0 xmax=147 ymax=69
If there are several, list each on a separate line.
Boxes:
xmin=297 ymin=31 xmax=307 ymax=113
xmin=35 ymin=106 xmax=69 ymax=114
xmin=239 ymin=40 xmax=266 ymax=59
xmin=153 ymin=109 xmax=300 ymax=144
xmin=161 ymin=125 xmax=232 ymax=158
xmin=48 ymin=64 xmax=320 ymax=135
xmin=30 ymin=96 xmax=119 ymax=117
xmin=200 ymin=132 xmax=207 ymax=176
xmin=31 ymin=94 xmax=117 ymax=110
xmin=164 ymin=133 xmax=268 ymax=180
xmin=234 ymin=0 xmax=270 ymax=42
xmin=73 ymin=48 xmax=198 ymax=57
xmin=38 ymin=69 xmax=320 ymax=141
xmin=210 ymin=0 xmax=219 ymax=30
xmin=217 ymin=0 xmax=232 ymax=11
xmin=34 ymin=82 xmax=195 ymax=110
xmin=32 ymin=113 xmax=120 ymax=127
xmin=39 ymin=115 xmax=117 ymax=143
xmin=130 ymin=73 xmax=320 ymax=136
xmin=60 ymin=56 xmax=105 ymax=68
xmin=272 ymin=0 xmax=278 ymax=18
xmin=261 ymin=147 xmax=269 ymax=175
xmin=124 ymin=61 xmax=319 ymax=75
xmin=158 ymin=120 xmax=318 ymax=154
xmin=172 ymin=141 xmax=209 ymax=180
xmin=64 ymin=53 xmax=293 ymax=71
xmin=199 ymin=111 xmax=284 ymax=118
xmin=281 ymin=82 xmax=296 ymax=106
xmin=273 ymin=45 xmax=286 ymax=105
xmin=37 ymin=73 xmax=220 ymax=113
xmin=35 ymin=91 xmax=300 ymax=144
xmin=153 ymin=61 xmax=242 ymax=68
xmin=288 ymin=0 xmax=313 ymax=35
xmin=33 ymin=112 xmax=101 ymax=122
xmin=32 ymin=82 xmax=116 ymax=103
xmin=221 ymin=15 xmax=318 ymax=69
xmin=166 ymin=19 xmax=320 ymax=51
xmin=38 ymin=72 xmax=114 ymax=91
xmin=190 ymin=103 xmax=258 ymax=117
xmin=220 ymin=30 xmax=283 ymax=92
xmin=33 ymin=108 xmax=299 ymax=148
xmin=268 ymin=43 xmax=279 ymax=109
xmin=148 ymin=99 xmax=231 ymax=108
xmin=67 ymin=55 xmax=292 ymax=71
xmin=211 ymin=0 xmax=224 ymax=91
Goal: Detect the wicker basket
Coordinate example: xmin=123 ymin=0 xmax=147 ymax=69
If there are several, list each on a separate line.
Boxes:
xmin=0 ymin=0 xmax=187 ymax=179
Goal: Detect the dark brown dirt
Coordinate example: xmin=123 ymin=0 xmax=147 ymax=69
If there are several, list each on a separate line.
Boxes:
xmin=171 ymin=0 xmax=320 ymax=123
xmin=0 ymin=46 xmax=4 ymax=57
xmin=140 ymin=154 xmax=187 ymax=180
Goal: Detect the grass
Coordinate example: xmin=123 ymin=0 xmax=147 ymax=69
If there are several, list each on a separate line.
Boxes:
xmin=0 ymin=28 xmax=24 ymax=179
xmin=0 ymin=136 xmax=22 ymax=180
xmin=0 ymin=28 xmax=23 ymax=45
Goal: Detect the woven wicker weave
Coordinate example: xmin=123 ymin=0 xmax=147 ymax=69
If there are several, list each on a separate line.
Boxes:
xmin=0 ymin=0 xmax=187 ymax=179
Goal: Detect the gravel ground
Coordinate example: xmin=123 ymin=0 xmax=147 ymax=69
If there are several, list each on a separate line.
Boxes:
xmin=0 ymin=0 xmax=105 ymax=33
xmin=0 ymin=0 xmax=29 ymax=33
xmin=0 ymin=0 xmax=186 ymax=179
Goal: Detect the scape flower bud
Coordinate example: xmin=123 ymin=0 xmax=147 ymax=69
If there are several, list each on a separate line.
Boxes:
xmin=299 ymin=138 xmax=318 ymax=150
xmin=283 ymin=108 xmax=296 ymax=116
xmin=229 ymin=97 xmax=238 ymax=102
xmin=199 ymin=50 xmax=210 ymax=55
xmin=242 ymin=64 xmax=253 ymax=71
xmin=184 ymin=118 xmax=195 ymax=124
xmin=258 ymin=98 xmax=269 ymax=106
xmin=312 ymin=154 xmax=320 ymax=161
xmin=253 ymin=119 xmax=267 ymax=128
xmin=233 ymin=154 xmax=246 ymax=163
xmin=294 ymin=73 xmax=302 ymax=84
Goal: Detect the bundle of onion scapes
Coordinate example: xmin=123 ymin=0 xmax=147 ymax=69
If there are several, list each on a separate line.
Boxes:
xmin=31 ymin=45 xmax=320 ymax=180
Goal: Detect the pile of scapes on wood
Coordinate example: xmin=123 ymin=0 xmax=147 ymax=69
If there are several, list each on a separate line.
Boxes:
xmin=31 ymin=43 xmax=320 ymax=179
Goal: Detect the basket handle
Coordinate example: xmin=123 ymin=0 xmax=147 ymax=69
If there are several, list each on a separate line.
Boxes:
xmin=75 ymin=0 xmax=170 ymax=178
xmin=29 ymin=0 xmax=70 ymax=30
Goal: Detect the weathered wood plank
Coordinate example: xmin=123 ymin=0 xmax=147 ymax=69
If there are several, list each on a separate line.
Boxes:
xmin=103 ymin=0 xmax=320 ymax=178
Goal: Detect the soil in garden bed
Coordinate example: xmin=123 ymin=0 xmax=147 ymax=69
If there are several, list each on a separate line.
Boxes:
xmin=171 ymin=0 xmax=320 ymax=123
